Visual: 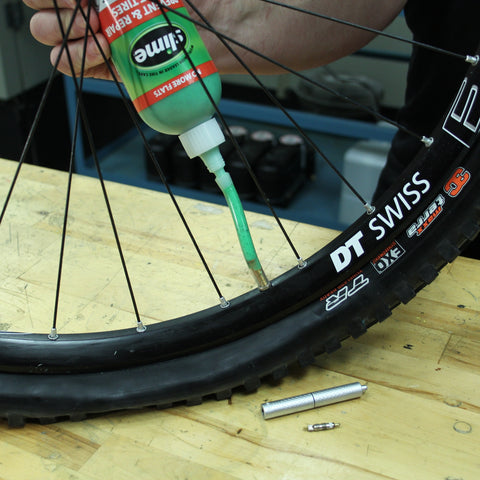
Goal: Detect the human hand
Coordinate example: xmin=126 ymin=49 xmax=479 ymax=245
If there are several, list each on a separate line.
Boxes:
xmin=24 ymin=0 xmax=115 ymax=80
xmin=23 ymin=0 xmax=268 ymax=79
xmin=22 ymin=0 xmax=242 ymax=80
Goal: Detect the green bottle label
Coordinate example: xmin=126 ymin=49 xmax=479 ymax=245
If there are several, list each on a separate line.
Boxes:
xmin=97 ymin=0 xmax=217 ymax=112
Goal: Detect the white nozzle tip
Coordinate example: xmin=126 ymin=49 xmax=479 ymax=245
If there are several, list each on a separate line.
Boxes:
xmin=179 ymin=118 xmax=225 ymax=158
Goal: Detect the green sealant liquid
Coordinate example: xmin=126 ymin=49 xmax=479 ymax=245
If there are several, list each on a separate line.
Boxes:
xmin=200 ymin=148 xmax=265 ymax=273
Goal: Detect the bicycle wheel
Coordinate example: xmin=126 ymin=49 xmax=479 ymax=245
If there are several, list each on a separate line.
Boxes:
xmin=1 ymin=0 xmax=480 ymax=426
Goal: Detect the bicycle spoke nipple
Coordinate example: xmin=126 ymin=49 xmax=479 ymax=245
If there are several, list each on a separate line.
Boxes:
xmin=136 ymin=321 xmax=147 ymax=333
xmin=364 ymin=203 xmax=375 ymax=215
xmin=307 ymin=422 xmax=340 ymax=432
xmin=219 ymin=296 xmax=230 ymax=308
xmin=48 ymin=328 xmax=59 ymax=341
xmin=466 ymin=55 xmax=479 ymax=66
xmin=422 ymin=136 xmax=434 ymax=147
xmin=297 ymin=257 xmax=307 ymax=269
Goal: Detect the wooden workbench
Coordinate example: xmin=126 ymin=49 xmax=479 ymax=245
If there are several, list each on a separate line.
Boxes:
xmin=0 ymin=159 xmax=479 ymax=479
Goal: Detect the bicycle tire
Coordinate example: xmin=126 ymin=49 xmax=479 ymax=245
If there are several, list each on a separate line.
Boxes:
xmin=1 ymin=11 xmax=480 ymax=426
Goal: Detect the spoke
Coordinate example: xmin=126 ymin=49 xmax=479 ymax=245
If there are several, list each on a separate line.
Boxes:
xmin=186 ymin=0 xmax=373 ymax=221
xmin=50 ymin=0 xmax=92 ymax=338
xmin=164 ymin=6 xmax=433 ymax=152
xmin=165 ymin=4 xmax=434 ymax=181
xmin=53 ymin=0 xmax=146 ymax=332
xmin=70 ymin=0 xmax=229 ymax=304
xmin=185 ymin=0 xmax=308 ymax=264
xmin=155 ymin=2 xmax=271 ymax=288
xmin=0 ymin=13 xmax=76 ymax=226
xmin=50 ymin=98 xmax=77 ymax=340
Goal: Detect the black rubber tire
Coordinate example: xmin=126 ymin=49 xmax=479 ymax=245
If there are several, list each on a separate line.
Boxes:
xmin=1 ymin=41 xmax=480 ymax=426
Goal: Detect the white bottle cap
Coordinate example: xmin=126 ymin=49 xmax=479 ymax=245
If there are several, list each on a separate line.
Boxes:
xmin=179 ymin=118 xmax=225 ymax=158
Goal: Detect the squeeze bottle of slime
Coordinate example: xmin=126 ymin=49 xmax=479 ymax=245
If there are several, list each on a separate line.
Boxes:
xmin=95 ymin=0 xmax=269 ymax=290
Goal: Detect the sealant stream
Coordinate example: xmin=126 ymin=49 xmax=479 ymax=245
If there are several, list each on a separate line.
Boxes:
xmin=200 ymin=147 xmax=269 ymax=289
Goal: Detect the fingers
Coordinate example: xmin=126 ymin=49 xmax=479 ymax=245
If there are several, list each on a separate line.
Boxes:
xmin=25 ymin=0 xmax=113 ymax=80
xmin=50 ymin=34 xmax=115 ymax=80
xmin=24 ymin=0 xmax=89 ymax=12
xmin=29 ymin=7 xmax=99 ymax=46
